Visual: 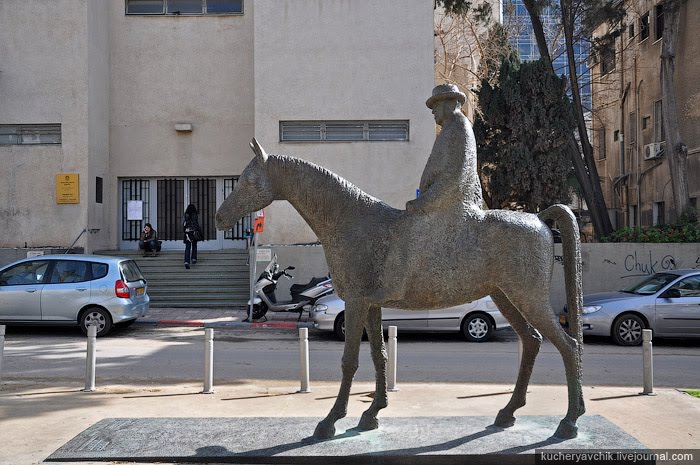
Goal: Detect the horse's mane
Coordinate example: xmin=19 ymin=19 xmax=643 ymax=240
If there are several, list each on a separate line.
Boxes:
xmin=268 ymin=154 xmax=400 ymax=217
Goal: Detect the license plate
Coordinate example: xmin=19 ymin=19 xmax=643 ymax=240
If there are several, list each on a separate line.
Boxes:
xmin=559 ymin=314 xmax=567 ymax=325
xmin=137 ymin=287 xmax=145 ymax=296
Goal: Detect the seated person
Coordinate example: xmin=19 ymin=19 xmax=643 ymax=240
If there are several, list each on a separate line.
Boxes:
xmin=139 ymin=223 xmax=159 ymax=256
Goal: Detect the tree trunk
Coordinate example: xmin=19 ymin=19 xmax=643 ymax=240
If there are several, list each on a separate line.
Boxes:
xmin=661 ymin=0 xmax=689 ymax=220
xmin=523 ymin=0 xmax=614 ymax=238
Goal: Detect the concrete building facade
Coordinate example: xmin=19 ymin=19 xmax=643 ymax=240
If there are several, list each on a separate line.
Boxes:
xmin=1 ymin=0 xmax=435 ymax=257
xmin=590 ymin=0 xmax=700 ymax=228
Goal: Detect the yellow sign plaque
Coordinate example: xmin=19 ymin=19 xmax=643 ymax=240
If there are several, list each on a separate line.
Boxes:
xmin=56 ymin=174 xmax=80 ymax=204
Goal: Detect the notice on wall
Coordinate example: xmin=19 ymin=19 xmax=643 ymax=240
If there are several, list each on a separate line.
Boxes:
xmin=256 ymin=248 xmax=272 ymax=262
xmin=55 ymin=174 xmax=80 ymax=204
xmin=127 ymin=200 xmax=144 ymax=221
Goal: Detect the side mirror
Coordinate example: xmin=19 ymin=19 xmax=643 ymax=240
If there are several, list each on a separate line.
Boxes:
xmin=662 ymin=288 xmax=681 ymax=299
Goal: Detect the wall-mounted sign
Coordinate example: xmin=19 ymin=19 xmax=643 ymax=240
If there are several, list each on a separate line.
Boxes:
xmin=55 ymin=174 xmax=80 ymax=204
xmin=256 ymin=248 xmax=272 ymax=262
xmin=127 ymin=200 xmax=144 ymax=221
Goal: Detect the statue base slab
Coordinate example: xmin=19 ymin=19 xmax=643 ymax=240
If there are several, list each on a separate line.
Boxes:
xmin=47 ymin=416 xmax=648 ymax=464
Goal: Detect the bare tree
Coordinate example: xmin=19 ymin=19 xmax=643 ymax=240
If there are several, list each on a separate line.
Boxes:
xmin=521 ymin=0 xmax=615 ymax=238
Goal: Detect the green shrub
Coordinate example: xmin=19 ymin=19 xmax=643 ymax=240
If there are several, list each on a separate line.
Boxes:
xmin=602 ymin=209 xmax=700 ymax=243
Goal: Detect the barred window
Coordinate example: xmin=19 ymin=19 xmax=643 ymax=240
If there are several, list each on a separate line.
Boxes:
xmin=0 ymin=124 xmax=62 ymax=145
xmin=126 ymin=0 xmax=243 ymax=15
xmin=280 ymin=120 xmax=409 ymax=142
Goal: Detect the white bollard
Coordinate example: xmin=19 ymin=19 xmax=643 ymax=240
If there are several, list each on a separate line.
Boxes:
xmin=298 ymin=327 xmax=311 ymax=393
xmin=641 ymin=329 xmax=655 ymax=395
xmin=202 ymin=328 xmax=215 ymax=394
xmin=387 ymin=326 xmax=398 ymax=392
xmin=82 ymin=325 xmax=97 ymax=392
xmin=0 ymin=325 xmax=5 ymax=385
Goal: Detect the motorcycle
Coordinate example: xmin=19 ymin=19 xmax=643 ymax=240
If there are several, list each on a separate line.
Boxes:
xmin=246 ymin=255 xmax=334 ymax=321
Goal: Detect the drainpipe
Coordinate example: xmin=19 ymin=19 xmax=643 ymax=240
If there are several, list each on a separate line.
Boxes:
xmin=635 ymin=76 xmax=643 ymax=227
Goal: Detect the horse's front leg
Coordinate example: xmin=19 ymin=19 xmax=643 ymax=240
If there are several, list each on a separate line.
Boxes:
xmin=314 ymin=300 xmax=369 ymax=440
xmin=358 ymin=305 xmax=388 ymax=431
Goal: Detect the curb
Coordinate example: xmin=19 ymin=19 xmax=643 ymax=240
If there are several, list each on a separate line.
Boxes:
xmin=136 ymin=319 xmax=313 ymax=329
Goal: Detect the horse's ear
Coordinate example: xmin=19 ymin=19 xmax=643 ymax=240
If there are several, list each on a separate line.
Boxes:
xmin=250 ymin=138 xmax=268 ymax=164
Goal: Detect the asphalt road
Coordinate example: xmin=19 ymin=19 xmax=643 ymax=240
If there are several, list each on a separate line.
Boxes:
xmin=2 ymin=324 xmax=700 ymax=388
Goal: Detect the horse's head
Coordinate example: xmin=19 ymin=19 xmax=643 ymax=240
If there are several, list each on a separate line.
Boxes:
xmin=216 ymin=139 xmax=275 ymax=230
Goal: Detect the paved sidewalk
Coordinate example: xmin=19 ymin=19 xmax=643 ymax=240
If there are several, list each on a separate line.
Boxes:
xmin=2 ymin=380 xmax=699 ymax=465
xmin=2 ymin=309 xmax=700 ymax=465
xmin=142 ymin=306 xmax=311 ymax=326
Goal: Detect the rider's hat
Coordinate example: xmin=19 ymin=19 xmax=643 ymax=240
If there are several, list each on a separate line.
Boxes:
xmin=426 ymin=83 xmax=467 ymax=109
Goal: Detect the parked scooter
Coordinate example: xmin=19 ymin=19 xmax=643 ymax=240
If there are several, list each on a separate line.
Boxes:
xmin=246 ymin=255 xmax=334 ymax=321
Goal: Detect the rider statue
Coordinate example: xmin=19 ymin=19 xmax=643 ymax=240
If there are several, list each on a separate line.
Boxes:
xmin=379 ymin=83 xmax=484 ymax=305
xmin=406 ymin=83 xmax=483 ymax=214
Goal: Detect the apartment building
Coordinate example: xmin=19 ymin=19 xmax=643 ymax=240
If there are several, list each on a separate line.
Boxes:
xmin=590 ymin=0 xmax=700 ymax=228
xmin=0 ymin=0 xmax=435 ymax=258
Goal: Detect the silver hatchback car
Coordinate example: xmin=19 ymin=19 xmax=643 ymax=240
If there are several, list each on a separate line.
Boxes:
xmin=0 ymin=254 xmax=149 ymax=336
xmin=311 ymin=294 xmax=510 ymax=341
xmin=560 ymin=269 xmax=700 ymax=345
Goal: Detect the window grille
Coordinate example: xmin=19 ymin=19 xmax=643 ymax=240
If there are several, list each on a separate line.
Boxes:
xmin=280 ymin=120 xmax=409 ymax=142
xmin=126 ymin=0 xmax=242 ymax=15
xmin=224 ymin=177 xmax=253 ymax=240
xmin=121 ymin=179 xmax=151 ymax=241
xmin=0 ymin=124 xmax=61 ymax=145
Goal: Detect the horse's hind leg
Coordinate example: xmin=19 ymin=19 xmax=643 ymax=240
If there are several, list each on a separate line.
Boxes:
xmin=358 ymin=305 xmax=388 ymax=431
xmin=521 ymin=299 xmax=585 ymax=439
xmin=490 ymin=290 xmax=542 ymax=428
xmin=314 ymin=300 xmax=369 ymax=440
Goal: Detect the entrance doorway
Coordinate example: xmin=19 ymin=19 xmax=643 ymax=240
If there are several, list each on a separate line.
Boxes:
xmin=119 ymin=177 xmax=251 ymax=251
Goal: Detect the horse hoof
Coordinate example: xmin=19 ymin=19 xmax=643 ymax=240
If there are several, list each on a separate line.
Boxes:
xmin=494 ymin=409 xmax=516 ymax=428
xmin=358 ymin=412 xmax=379 ymax=431
xmin=554 ymin=419 xmax=578 ymax=439
xmin=313 ymin=421 xmax=336 ymax=440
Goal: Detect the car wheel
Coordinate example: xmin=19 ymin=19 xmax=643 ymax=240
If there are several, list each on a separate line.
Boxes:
xmin=334 ymin=312 xmax=346 ymax=341
xmin=461 ymin=313 xmax=493 ymax=342
xmin=80 ymin=307 xmax=113 ymax=337
xmin=612 ymin=313 xmax=644 ymax=346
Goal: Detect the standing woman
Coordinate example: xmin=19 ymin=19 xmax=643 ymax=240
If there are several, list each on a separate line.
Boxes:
xmin=183 ymin=204 xmax=200 ymax=269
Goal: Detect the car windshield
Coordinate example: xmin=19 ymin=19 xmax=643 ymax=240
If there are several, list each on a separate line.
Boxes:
xmin=120 ymin=260 xmax=146 ymax=283
xmin=622 ymin=273 xmax=679 ymax=295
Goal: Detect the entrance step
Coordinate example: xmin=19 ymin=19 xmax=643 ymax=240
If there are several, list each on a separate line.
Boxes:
xmin=95 ymin=249 xmax=250 ymax=308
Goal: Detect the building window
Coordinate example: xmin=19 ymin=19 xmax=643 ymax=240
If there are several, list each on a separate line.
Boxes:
xmin=597 ymin=128 xmax=606 ymax=160
xmin=628 ymin=24 xmax=635 ymax=39
xmin=653 ymin=201 xmax=665 ymax=226
xmin=640 ymin=13 xmax=649 ymax=41
xmin=600 ymin=46 xmax=615 ymax=74
xmin=613 ymin=130 xmax=620 ymax=142
xmin=628 ymin=111 xmax=636 ymax=143
xmin=642 ymin=115 xmax=651 ymax=130
xmin=96 ymin=177 xmax=103 ymax=204
xmin=0 ymin=124 xmax=62 ymax=145
xmin=654 ymin=100 xmax=665 ymax=142
xmin=125 ymin=0 xmax=243 ymax=15
xmin=280 ymin=120 xmax=410 ymax=142
xmin=655 ymin=4 xmax=664 ymax=41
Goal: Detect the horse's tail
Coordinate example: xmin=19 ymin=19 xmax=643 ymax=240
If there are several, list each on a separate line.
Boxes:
xmin=538 ymin=204 xmax=583 ymax=348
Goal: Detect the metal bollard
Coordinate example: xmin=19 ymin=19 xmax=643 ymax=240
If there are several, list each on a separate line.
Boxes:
xmin=202 ymin=328 xmax=215 ymax=394
xmin=641 ymin=329 xmax=655 ymax=395
xmin=82 ymin=325 xmax=97 ymax=392
xmin=387 ymin=326 xmax=398 ymax=392
xmin=0 ymin=325 xmax=5 ymax=384
xmin=298 ymin=327 xmax=311 ymax=393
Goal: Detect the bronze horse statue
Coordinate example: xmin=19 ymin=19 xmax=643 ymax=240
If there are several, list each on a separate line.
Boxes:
xmin=216 ymin=138 xmax=584 ymax=440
